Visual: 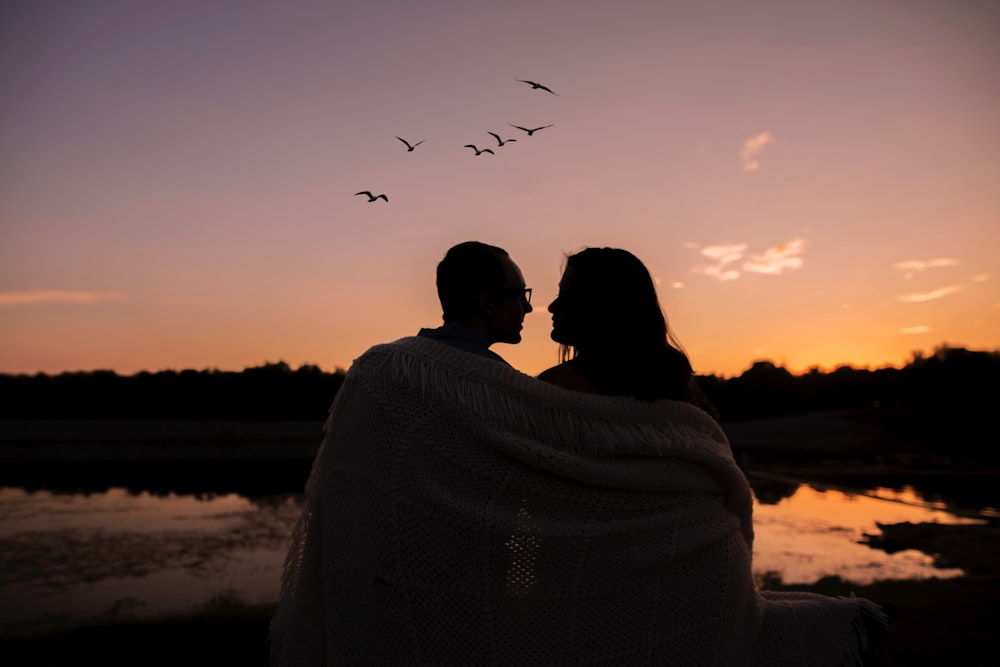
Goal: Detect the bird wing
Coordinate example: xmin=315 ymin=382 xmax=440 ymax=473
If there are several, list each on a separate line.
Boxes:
xmin=378 ymin=194 xmax=388 ymax=201
xmin=413 ymin=140 xmax=425 ymax=147
xmin=518 ymin=79 xmax=557 ymax=94
xmin=355 ymin=191 xmax=372 ymax=196
xmin=464 ymin=144 xmax=477 ymax=149
xmin=488 ymin=131 xmax=500 ymax=141
xmin=509 ymin=124 xmax=529 ymax=132
xmin=483 ymin=149 xmax=494 ymax=154
xmin=396 ymin=137 xmax=411 ymax=147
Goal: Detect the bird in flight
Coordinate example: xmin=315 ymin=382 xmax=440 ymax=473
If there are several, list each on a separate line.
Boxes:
xmin=464 ymin=144 xmax=495 ymax=156
xmin=356 ymin=191 xmax=388 ymax=202
xmin=517 ymin=79 xmax=558 ymax=95
xmin=487 ymin=131 xmax=517 ymax=147
xmin=396 ymin=136 xmax=424 ymax=152
xmin=510 ymin=123 xmax=554 ymax=137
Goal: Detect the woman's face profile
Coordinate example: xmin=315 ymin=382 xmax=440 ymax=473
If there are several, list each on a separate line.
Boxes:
xmin=548 ymin=266 xmax=586 ymax=347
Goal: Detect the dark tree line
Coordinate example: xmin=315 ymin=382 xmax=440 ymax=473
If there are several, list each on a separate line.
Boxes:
xmin=698 ymin=346 xmax=999 ymax=466
xmin=698 ymin=345 xmax=1000 ymax=425
xmin=1 ymin=346 xmax=997 ymax=426
xmin=0 ymin=361 xmax=347 ymax=421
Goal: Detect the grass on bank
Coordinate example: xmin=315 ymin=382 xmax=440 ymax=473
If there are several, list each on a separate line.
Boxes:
xmin=3 ymin=575 xmax=998 ymax=667
xmin=2 ymin=592 xmax=278 ymax=667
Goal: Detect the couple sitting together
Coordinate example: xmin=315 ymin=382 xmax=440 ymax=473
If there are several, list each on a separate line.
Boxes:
xmin=269 ymin=242 xmax=889 ymax=666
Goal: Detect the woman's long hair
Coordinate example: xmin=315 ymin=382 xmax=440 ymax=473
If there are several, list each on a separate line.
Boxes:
xmin=558 ymin=247 xmax=709 ymax=408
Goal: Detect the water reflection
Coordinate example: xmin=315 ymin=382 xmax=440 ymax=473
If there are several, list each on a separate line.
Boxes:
xmin=0 ymin=488 xmax=301 ymax=637
xmin=750 ymin=482 xmax=977 ymax=585
xmin=0 ymin=478 xmax=988 ymax=637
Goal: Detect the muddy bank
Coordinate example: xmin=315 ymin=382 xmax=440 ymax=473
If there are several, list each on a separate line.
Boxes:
xmin=862 ymin=520 xmax=1000 ymax=577
xmin=4 ymin=572 xmax=997 ymax=667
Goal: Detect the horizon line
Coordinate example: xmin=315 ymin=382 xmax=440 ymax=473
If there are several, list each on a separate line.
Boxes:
xmin=3 ymin=343 xmax=996 ymax=380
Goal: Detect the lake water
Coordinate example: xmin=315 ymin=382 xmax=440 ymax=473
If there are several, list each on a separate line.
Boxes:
xmin=0 ymin=474 xmax=992 ymax=638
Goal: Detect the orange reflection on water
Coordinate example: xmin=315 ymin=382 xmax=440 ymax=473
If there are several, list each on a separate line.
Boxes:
xmin=0 ymin=481 xmax=982 ymax=636
xmin=0 ymin=486 xmax=300 ymax=636
xmin=751 ymin=483 xmax=977 ymax=585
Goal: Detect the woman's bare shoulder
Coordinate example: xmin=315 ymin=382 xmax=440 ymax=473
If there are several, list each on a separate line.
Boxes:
xmin=537 ymin=362 xmax=598 ymax=393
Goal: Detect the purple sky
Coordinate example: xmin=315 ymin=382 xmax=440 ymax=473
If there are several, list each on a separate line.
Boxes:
xmin=2 ymin=0 xmax=998 ymax=377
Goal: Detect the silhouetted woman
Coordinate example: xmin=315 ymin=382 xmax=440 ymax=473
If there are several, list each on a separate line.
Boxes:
xmin=538 ymin=247 xmax=719 ymax=418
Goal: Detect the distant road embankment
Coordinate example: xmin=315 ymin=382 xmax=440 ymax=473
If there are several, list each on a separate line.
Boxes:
xmin=0 ymin=419 xmax=326 ymax=463
xmin=0 ymin=408 xmax=912 ymax=464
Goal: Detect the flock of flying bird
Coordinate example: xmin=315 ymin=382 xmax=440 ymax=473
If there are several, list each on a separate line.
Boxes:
xmin=355 ymin=79 xmax=558 ymax=203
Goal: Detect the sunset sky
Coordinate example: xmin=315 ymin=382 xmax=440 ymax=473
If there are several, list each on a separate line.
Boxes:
xmin=2 ymin=0 xmax=998 ymax=379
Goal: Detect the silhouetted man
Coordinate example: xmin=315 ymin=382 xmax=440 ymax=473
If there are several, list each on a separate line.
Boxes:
xmin=417 ymin=241 xmax=534 ymax=365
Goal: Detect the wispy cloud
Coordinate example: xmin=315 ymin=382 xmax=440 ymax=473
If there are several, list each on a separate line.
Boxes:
xmin=740 ymin=131 xmax=773 ymax=172
xmin=701 ymin=243 xmax=747 ymax=264
xmin=692 ymin=238 xmax=805 ymax=281
xmin=743 ymin=238 xmax=806 ymax=275
xmin=0 ymin=290 xmax=123 ymax=307
xmin=897 ymin=285 xmax=961 ymax=303
xmin=692 ymin=243 xmax=746 ymax=281
xmin=901 ymin=326 xmax=931 ymax=334
xmin=892 ymin=258 xmax=959 ymax=279
xmin=972 ymin=273 xmax=990 ymax=283
xmin=700 ymin=266 xmax=742 ymax=281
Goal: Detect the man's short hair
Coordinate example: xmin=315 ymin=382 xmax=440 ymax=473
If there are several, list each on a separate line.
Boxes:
xmin=437 ymin=241 xmax=510 ymax=321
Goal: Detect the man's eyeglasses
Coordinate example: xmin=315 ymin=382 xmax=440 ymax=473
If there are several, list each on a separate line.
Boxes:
xmin=497 ymin=287 xmax=532 ymax=304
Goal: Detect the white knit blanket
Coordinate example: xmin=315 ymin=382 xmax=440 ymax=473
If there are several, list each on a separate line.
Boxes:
xmin=270 ymin=336 xmax=886 ymax=666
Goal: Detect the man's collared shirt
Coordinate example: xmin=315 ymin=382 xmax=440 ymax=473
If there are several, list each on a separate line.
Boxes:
xmin=416 ymin=324 xmax=510 ymax=365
